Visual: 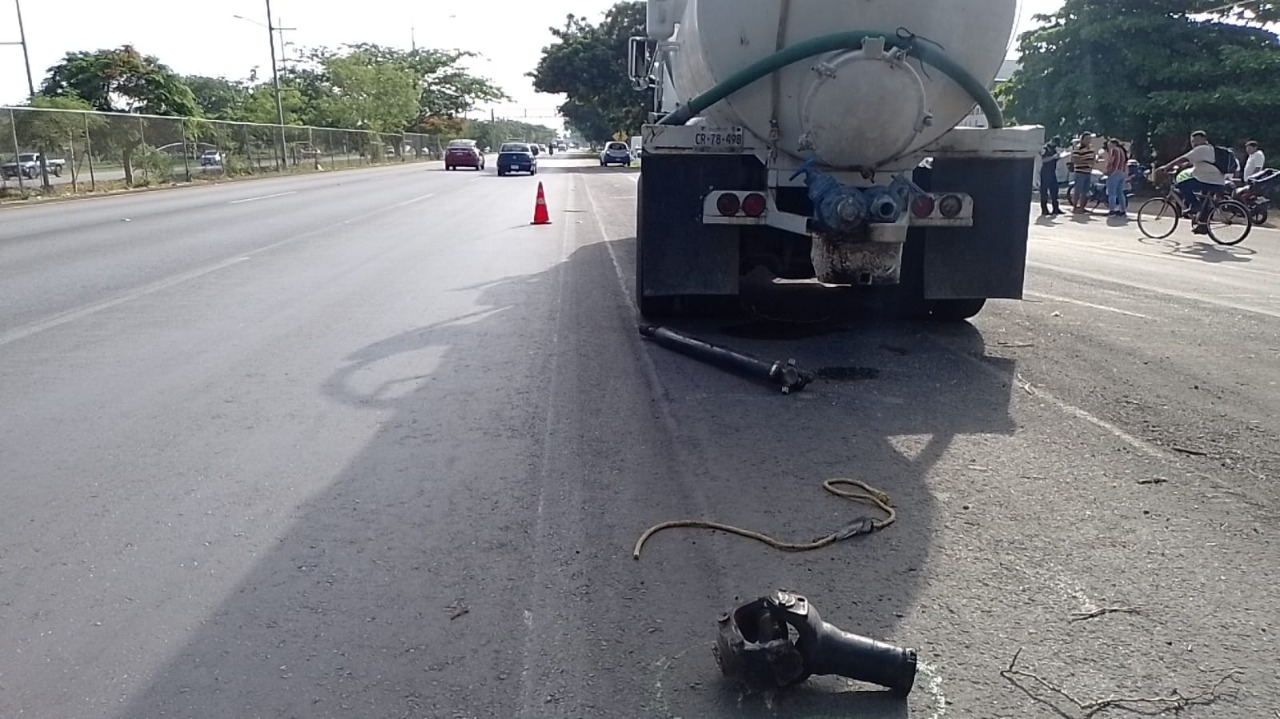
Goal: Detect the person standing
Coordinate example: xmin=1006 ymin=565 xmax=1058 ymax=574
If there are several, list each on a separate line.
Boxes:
xmin=1039 ymin=136 xmax=1063 ymax=215
xmin=1104 ymin=139 xmax=1128 ymax=216
xmin=1243 ymin=140 xmax=1265 ymax=181
xmin=1070 ymin=133 xmax=1097 ymax=213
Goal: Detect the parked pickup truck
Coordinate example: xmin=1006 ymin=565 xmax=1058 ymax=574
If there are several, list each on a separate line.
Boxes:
xmin=2 ymin=153 xmax=65 ymax=180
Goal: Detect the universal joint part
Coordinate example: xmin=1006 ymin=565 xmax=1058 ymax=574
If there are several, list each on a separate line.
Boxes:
xmin=792 ymin=162 xmax=926 ymax=232
xmin=714 ymin=591 xmax=918 ymax=697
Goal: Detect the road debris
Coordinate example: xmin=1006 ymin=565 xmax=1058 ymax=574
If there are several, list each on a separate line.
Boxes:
xmin=1070 ymin=606 xmax=1141 ymax=622
xmin=633 ymin=478 xmax=894 ymax=560
xmin=638 ymin=324 xmax=814 ymax=394
xmin=1000 ymin=648 xmax=1241 ymax=716
xmin=446 ymin=598 xmax=469 ymax=620
xmin=714 ymin=590 xmax=917 ymax=697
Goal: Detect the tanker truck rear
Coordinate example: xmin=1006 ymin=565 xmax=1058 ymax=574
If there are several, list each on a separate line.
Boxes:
xmin=627 ymin=0 xmax=1042 ymax=320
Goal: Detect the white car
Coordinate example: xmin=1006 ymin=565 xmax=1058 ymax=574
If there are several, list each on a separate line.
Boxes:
xmin=199 ymin=150 xmax=222 ymax=167
xmin=600 ymin=141 xmax=632 ymax=167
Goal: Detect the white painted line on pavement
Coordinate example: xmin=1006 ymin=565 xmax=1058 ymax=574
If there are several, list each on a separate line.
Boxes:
xmin=1028 ymin=261 xmax=1280 ymax=320
xmin=0 ymin=256 xmax=251 ymax=347
xmin=1025 ymin=291 xmax=1152 ymax=319
xmin=1 ymin=191 xmax=441 ymax=348
xmin=229 ymin=191 xmax=297 ymax=204
xmin=1039 ymin=236 xmax=1280 ymax=278
xmin=934 ymin=335 xmax=1172 ymax=462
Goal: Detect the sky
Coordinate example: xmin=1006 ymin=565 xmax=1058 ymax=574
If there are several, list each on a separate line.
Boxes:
xmin=0 ymin=0 xmax=1064 ymax=124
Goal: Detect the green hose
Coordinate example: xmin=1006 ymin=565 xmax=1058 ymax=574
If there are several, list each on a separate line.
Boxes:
xmin=658 ymin=30 xmax=1003 ymax=129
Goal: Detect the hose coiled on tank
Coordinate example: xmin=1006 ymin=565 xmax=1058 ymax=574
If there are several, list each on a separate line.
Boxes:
xmin=657 ymin=27 xmax=1004 ymax=130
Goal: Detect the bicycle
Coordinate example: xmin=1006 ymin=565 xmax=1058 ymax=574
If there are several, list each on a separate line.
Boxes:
xmin=1135 ymin=174 xmax=1252 ymax=245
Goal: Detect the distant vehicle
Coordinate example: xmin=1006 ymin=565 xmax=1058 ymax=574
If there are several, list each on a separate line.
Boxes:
xmin=2 ymin=152 xmax=64 ymax=179
xmin=199 ymin=150 xmax=222 ymax=167
xmin=445 ymin=139 xmax=485 ymax=171
xmin=497 ymin=142 xmax=538 ymax=176
xmin=600 ymin=141 xmax=632 ymax=167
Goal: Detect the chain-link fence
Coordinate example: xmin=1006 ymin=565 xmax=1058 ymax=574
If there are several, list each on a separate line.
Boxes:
xmin=0 ymin=106 xmax=442 ymax=201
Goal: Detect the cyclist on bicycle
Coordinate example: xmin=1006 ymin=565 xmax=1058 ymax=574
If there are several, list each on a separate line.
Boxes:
xmin=1156 ymin=130 xmax=1229 ymax=235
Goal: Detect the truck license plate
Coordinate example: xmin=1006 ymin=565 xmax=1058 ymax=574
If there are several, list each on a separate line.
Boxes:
xmin=694 ymin=129 xmax=745 ymax=149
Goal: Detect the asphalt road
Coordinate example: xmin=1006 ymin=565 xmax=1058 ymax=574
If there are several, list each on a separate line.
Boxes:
xmin=0 ymin=153 xmax=452 ymax=191
xmin=1 ymin=158 xmax=1277 ymax=718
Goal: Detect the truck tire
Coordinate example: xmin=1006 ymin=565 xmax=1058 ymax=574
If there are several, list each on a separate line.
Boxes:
xmin=928 ymin=298 xmax=987 ymax=322
xmin=52 ymin=166 xmax=62 ymax=177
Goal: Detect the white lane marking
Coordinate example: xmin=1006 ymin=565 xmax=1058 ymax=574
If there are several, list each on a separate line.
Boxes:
xmin=1024 ymin=291 xmax=1152 ymax=319
xmin=582 ymin=181 xmax=637 ymax=312
xmin=0 ymin=256 xmax=250 ymax=347
xmin=516 ymin=174 xmax=578 ymax=719
xmin=1028 ymin=261 xmax=1280 ymax=320
xmin=936 ymin=336 xmax=1171 ymax=461
xmin=0 ymin=191 xmax=439 ymax=348
xmin=228 ymin=191 xmax=297 ymax=204
xmin=1039 ymin=236 xmax=1280 ymax=278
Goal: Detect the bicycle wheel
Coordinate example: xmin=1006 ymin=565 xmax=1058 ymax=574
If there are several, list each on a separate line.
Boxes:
xmin=1205 ymin=200 xmax=1252 ymax=245
xmin=1136 ymin=197 xmax=1179 ymax=239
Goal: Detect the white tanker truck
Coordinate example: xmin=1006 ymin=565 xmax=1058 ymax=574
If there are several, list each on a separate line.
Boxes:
xmin=628 ymin=0 xmax=1043 ymax=320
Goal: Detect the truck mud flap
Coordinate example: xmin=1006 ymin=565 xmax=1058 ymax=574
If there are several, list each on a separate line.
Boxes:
xmin=921 ymin=158 xmax=1033 ymax=300
xmin=637 ymin=155 xmax=746 ymax=300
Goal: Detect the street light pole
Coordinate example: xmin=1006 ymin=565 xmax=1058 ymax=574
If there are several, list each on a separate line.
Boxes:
xmin=13 ymin=0 xmax=34 ymax=97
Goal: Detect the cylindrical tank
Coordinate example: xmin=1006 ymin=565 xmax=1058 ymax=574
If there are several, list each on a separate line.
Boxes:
xmin=661 ymin=0 xmax=1018 ymax=168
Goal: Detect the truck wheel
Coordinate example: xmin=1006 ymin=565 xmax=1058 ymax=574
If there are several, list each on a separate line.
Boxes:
xmin=52 ymin=166 xmax=62 ymax=177
xmin=927 ymin=298 xmax=987 ymax=322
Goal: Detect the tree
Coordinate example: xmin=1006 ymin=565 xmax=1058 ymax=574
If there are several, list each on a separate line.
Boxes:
xmin=183 ymin=75 xmax=250 ymax=120
xmin=529 ymin=2 xmax=652 ymax=145
xmin=999 ymin=1 xmax=1280 ymax=162
xmin=40 ymin=45 xmax=198 ymax=116
xmin=38 ymin=46 xmax=199 ymax=185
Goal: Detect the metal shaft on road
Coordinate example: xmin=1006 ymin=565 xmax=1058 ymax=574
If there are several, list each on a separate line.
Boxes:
xmin=638 ymin=324 xmax=815 ymax=394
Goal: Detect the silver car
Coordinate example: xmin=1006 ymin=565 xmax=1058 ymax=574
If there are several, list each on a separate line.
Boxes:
xmin=600 ymin=141 xmax=632 ymax=167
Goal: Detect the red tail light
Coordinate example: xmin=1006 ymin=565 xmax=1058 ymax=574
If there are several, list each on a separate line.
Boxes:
xmin=938 ymin=194 xmax=963 ymax=218
xmin=741 ymin=193 xmax=766 ymax=217
xmin=911 ymin=196 xmax=936 ymax=218
xmin=716 ymin=193 xmax=741 ymax=216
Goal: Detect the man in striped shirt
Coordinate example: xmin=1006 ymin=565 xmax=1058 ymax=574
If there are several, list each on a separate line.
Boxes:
xmin=1070 ymin=133 xmax=1097 ymax=213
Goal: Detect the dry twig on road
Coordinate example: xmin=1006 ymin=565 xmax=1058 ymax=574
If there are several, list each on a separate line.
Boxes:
xmin=1000 ymin=647 xmax=1241 ymax=717
xmin=1070 ymin=606 xmax=1141 ymax=622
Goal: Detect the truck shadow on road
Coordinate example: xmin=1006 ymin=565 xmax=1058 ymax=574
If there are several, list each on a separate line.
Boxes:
xmin=115 ymin=239 xmax=1017 ymax=719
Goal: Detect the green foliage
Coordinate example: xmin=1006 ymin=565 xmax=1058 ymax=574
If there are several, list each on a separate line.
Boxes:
xmin=1000 ymin=0 xmax=1280 ymax=161
xmin=136 ymin=145 xmax=176 ymax=184
xmin=40 ymin=45 xmax=199 ymax=117
xmin=455 ymin=119 xmax=559 ymax=151
xmin=15 ymin=96 xmax=105 ymax=155
xmin=530 ymin=1 xmax=651 ymax=144
xmin=183 ymin=76 xmax=250 ymax=120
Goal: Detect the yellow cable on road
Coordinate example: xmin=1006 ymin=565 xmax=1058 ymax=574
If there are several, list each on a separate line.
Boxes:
xmin=632 ymin=478 xmax=897 ymax=560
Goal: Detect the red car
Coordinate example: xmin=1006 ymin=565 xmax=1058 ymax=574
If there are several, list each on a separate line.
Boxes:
xmin=445 ymin=139 xmax=485 ymax=171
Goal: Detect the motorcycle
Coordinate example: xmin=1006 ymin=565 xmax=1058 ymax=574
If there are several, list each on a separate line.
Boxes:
xmin=1229 ymin=168 xmax=1278 ymax=226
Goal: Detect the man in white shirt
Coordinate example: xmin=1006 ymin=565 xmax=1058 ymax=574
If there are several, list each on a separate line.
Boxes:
xmin=1157 ymin=130 xmax=1227 ymax=233
xmin=1243 ymin=140 xmax=1265 ymax=181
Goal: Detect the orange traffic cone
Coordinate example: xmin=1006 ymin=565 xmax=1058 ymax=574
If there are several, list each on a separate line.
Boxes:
xmin=531 ymin=182 xmax=551 ymax=225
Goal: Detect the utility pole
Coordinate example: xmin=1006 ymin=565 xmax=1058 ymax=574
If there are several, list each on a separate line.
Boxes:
xmin=411 ymin=26 xmax=416 ymax=52
xmin=264 ymin=0 xmax=286 ymax=170
xmin=3 ymin=0 xmax=47 ymax=188
xmin=276 ymin=17 xmax=296 ymax=69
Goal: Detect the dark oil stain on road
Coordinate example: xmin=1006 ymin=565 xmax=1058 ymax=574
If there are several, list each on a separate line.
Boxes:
xmin=815 ymin=366 xmax=881 ymax=382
